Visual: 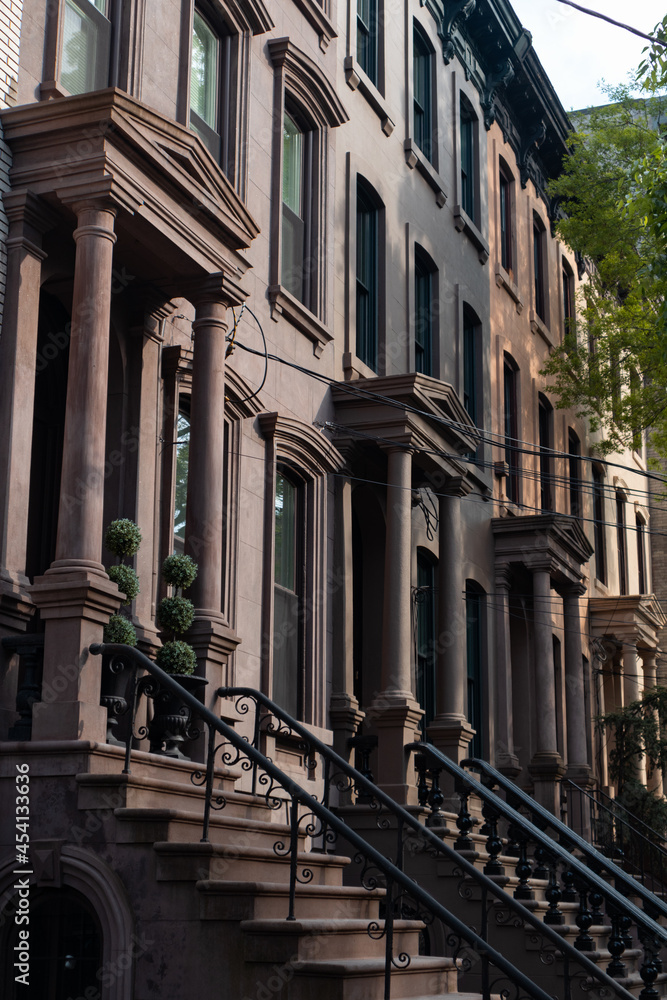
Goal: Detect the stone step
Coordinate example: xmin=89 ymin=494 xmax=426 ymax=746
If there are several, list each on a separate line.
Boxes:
xmin=113 ymin=805 xmax=300 ymax=850
xmin=154 ymin=841 xmax=350 ymax=886
xmin=280 ymin=955 xmax=460 ymax=1000
xmin=241 ymin=917 xmax=424 ymax=963
xmin=197 ymin=879 xmax=387 ymax=922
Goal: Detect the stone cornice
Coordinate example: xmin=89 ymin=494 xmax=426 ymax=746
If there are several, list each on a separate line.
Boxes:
xmin=1 ymin=89 xmax=259 ymax=278
xmin=331 ymin=373 xmax=480 ymax=460
xmin=267 ymin=37 xmax=348 ymax=128
xmin=224 ymin=0 xmax=274 ymax=33
xmin=492 ymin=513 xmax=593 ymax=585
xmin=589 ymin=595 xmax=667 ymax=651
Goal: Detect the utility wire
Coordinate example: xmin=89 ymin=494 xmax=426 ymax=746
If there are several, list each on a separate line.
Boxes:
xmin=551 ymin=0 xmax=667 ymax=48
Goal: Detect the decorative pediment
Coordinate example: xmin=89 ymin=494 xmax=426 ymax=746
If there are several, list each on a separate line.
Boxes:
xmin=258 ymin=413 xmax=344 ymax=476
xmin=492 ymin=513 xmax=593 ymax=586
xmin=589 ymin=595 xmax=667 ymax=650
xmin=1 ymin=89 xmax=260 ymax=278
xmin=268 ymin=38 xmax=348 ymax=128
xmin=223 ymin=0 xmax=273 ymax=34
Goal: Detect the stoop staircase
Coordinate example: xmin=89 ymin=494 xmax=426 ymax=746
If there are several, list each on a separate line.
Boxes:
xmin=87 ymin=645 xmax=667 ymax=1000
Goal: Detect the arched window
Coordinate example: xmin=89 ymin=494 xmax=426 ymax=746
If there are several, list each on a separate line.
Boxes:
xmin=538 ymin=394 xmax=553 ymax=511
xmin=503 ymin=354 xmax=520 ymax=504
xmin=273 ymin=469 xmax=302 ymax=718
xmin=637 ymin=513 xmax=648 ymax=595
xmin=357 ymin=177 xmax=383 ymax=371
xmin=499 ymin=160 xmax=514 ymax=273
xmin=616 ymin=490 xmax=628 ymax=595
xmin=460 ymin=94 xmax=478 ymax=223
xmin=413 ymin=22 xmax=435 ymax=164
xmin=465 ymin=580 xmax=485 ymax=759
xmin=414 ymin=245 xmax=437 ymax=376
xmin=568 ymin=428 xmax=581 ymax=520
xmin=592 ymin=465 xmax=607 ymax=585
xmin=173 ymin=401 xmax=190 ymax=553
xmin=533 ymin=213 xmax=547 ymax=323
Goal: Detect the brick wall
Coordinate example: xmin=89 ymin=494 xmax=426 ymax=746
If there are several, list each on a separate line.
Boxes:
xmin=0 ymin=0 xmax=23 ymax=337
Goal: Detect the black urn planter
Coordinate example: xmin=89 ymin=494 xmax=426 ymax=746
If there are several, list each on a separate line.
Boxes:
xmin=148 ymin=674 xmax=208 ymax=759
xmin=100 ymin=655 xmax=133 ymax=746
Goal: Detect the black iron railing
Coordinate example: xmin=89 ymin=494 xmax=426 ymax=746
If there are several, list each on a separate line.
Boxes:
xmin=407 ymin=746 xmax=667 ymax=999
xmin=564 ymin=779 xmax=667 ymax=895
xmin=90 ymin=646 xmax=638 ymax=1000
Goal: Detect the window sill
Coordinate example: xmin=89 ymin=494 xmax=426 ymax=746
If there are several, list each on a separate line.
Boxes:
xmin=343 ymin=56 xmax=395 ymax=136
xmin=40 ymin=79 xmax=68 ymax=100
xmin=530 ymin=310 xmax=555 ymax=349
xmin=453 ymin=206 xmax=489 ymax=265
xmin=342 ymin=351 xmax=378 ymax=380
xmin=290 ymin=0 xmax=337 ymax=50
xmin=495 ymin=263 xmax=523 ymax=314
xmin=269 ymin=285 xmax=333 ymax=357
xmin=404 ymin=139 xmax=447 ymax=208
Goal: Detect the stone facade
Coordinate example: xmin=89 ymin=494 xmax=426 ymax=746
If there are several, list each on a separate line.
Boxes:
xmin=0 ymin=1 xmax=664 ymax=996
xmin=0 ymin=0 xmax=22 ymax=334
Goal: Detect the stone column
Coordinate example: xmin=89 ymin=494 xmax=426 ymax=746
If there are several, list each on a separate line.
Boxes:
xmin=528 ymin=567 xmax=565 ymax=813
xmin=642 ymin=648 xmax=662 ymax=795
xmin=428 ymin=484 xmax=474 ymax=765
xmin=368 ymin=446 xmax=422 ymax=803
xmin=31 ymin=201 xmax=122 ymax=743
xmin=563 ymin=583 xmax=593 ymax=838
xmin=0 ymin=193 xmax=54 ymax=735
xmin=493 ymin=566 xmax=520 ymax=775
xmin=622 ymin=641 xmax=640 ymax=706
xmin=330 ymin=475 xmax=364 ymax=764
xmin=0 ymin=193 xmax=55 ymax=609
xmin=183 ymin=279 xmax=241 ymax=706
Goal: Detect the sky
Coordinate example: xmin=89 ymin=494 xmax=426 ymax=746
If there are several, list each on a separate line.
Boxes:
xmin=509 ymin=0 xmax=666 ymax=111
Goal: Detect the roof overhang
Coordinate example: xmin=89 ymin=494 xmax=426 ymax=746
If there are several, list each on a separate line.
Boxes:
xmin=492 ymin=513 xmax=593 ymax=587
xmin=589 ymin=595 xmax=667 ymax=651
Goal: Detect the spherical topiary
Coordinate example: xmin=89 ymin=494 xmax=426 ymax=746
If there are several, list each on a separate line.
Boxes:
xmin=108 ymin=564 xmax=140 ymax=605
xmin=157 ymin=595 xmax=195 ymax=635
xmin=155 ymin=640 xmax=197 ymax=676
xmin=162 ymin=553 xmax=198 ymax=591
xmin=103 ymin=614 xmax=137 ymax=646
xmin=105 ymin=519 xmax=142 ymax=558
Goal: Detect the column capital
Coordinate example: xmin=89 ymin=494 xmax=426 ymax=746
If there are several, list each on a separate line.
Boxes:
xmin=495 ymin=566 xmax=513 ymax=591
xmin=3 ymin=189 xmax=60 ymax=235
xmin=181 ymin=271 xmax=248 ymax=310
xmin=560 ymin=581 xmax=587 ymax=600
xmin=380 ymin=441 xmax=414 ymax=459
xmin=437 ymin=476 xmax=471 ymax=499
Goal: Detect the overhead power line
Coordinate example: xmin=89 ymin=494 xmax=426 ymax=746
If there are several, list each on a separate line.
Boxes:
xmin=551 ymin=0 xmax=667 ymax=47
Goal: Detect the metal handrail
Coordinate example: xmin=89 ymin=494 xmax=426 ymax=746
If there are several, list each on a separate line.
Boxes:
xmin=214 ymin=686 xmax=644 ymax=999
xmin=88 ymin=648 xmax=568 ymax=1000
xmin=578 ymin=781 xmax=667 ymax=849
xmin=564 ymin=778 xmax=667 ymax=892
xmin=462 ymin=755 xmax=667 ymax=924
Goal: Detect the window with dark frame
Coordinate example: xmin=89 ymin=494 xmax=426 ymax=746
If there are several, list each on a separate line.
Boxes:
xmin=413 ymin=22 xmax=434 ymax=163
xmin=463 ymin=307 xmax=481 ymax=462
xmin=460 ymin=96 xmax=476 ymax=221
xmin=281 ymin=107 xmax=315 ymax=308
xmin=538 ymin=394 xmax=553 ymax=512
xmin=357 ymin=0 xmax=379 ymax=85
xmin=533 ymin=214 xmax=546 ymax=322
xmin=499 ymin=165 xmax=512 ymax=273
xmin=414 ymin=246 xmax=434 ymax=376
xmin=356 ymin=178 xmax=379 ymax=371
xmin=637 ymin=514 xmax=647 ymax=595
xmin=466 ymin=580 xmax=485 ymax=759
xmin=592 ymin=466 xmax=607 ymax=585
xmin=504 ymin=357 xmax=519 ymax=504
xmin=416 ymin=550 xmax=437 ymax=734
xmin=616 ymin=491 xmax=628 ymax=596
xmin=60 ymin=0 xmax=112 ymax=95
xmin=273 ymin=470 xmax=304 ymax=719
xmin=562 ymin=257 xmax=575 ymax=337
xmin=568 ymin=428 xmax=582 ymax=520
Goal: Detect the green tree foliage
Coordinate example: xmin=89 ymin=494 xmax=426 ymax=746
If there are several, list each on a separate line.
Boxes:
xmin=541 ymin=77 xmax=667 ymax=456
xmin=597 ymin=686 xmax=667 ymax=791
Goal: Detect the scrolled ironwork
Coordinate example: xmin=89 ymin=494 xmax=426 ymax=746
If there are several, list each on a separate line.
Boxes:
xmin=390 ymin=951 xmax=411 ymax=970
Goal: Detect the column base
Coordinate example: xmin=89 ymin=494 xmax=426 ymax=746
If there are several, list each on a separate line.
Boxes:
xmin=329 ymin=692 xmax=365 ymax=762
xmin=367 ymin=691 xmax=423 ymax=805
xmin=427 ymin=715 xmax=476 ymax=765
xmin=187 ymin=615 xmax=242 ymax=709
xmin=496 ymin=753 xmax=522 ymax=778
xmin=528 ymin=752 xmax=566 ymax=815
xmin=30 ymin=567 xmax=121 ymax=742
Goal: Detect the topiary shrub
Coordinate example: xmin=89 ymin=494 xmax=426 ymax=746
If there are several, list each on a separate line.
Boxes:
xmin=157 ymin=595 xmax=195 ymax=634
xmin=156 ymin=640 xmax=197 ymax=676
xmin=108 ymin=564 xmax=140 ymax=606
xmin=105 ymin=519 xmax=142 ymax=558
xmin=162 ymin=553 xmax=198 ymax=591
xmin=103 ymin=614 xmax=137 ymax=647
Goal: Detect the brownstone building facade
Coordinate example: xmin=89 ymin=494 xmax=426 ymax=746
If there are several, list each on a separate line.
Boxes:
xmin=0 ymin=1 xmax=663 ymax=997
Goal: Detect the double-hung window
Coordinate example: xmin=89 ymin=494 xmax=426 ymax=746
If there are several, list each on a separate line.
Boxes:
xmin=533 ymin=214 xmax=547 ymax=323
xmin=499 ymin=166 xmax=513 ymax=273
xmin=190 ymin=9 xmax=231 ymax=164
xmin=356 ymin=179 xmax=380 ymax=371
xmin=460 ymin=96 xmax=477 ymax=221
xmin=538 ymin=394 xmax=553 ymax=512
xmin=504 ymin=357 xmax=519 ymax=504
xmin=273 ymin=471 xmax=303 ymax=719
xmin=413 ymin=23 xmax=434 ymax=163
xmin=592 ymin=466 xmax=607 ymax=585
xmin=61 ymin=0 xmax=112 ymax=95
xmin=414 ymin=246 xmax=435 ymax=376
xmin=568 ymin=429 xmax=581 ymax=520
xmin=562 ymin=257 xmax=575 ymax=337
xmin=637 ymin=514 xmax=647 ymax=595
xmin=281 ymin=109 xmax=314 ymax=307
xmin=616 ymin=491 xmax=628 ymax=596
xmin=357 ymin=0 xmax=379 ymax=85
